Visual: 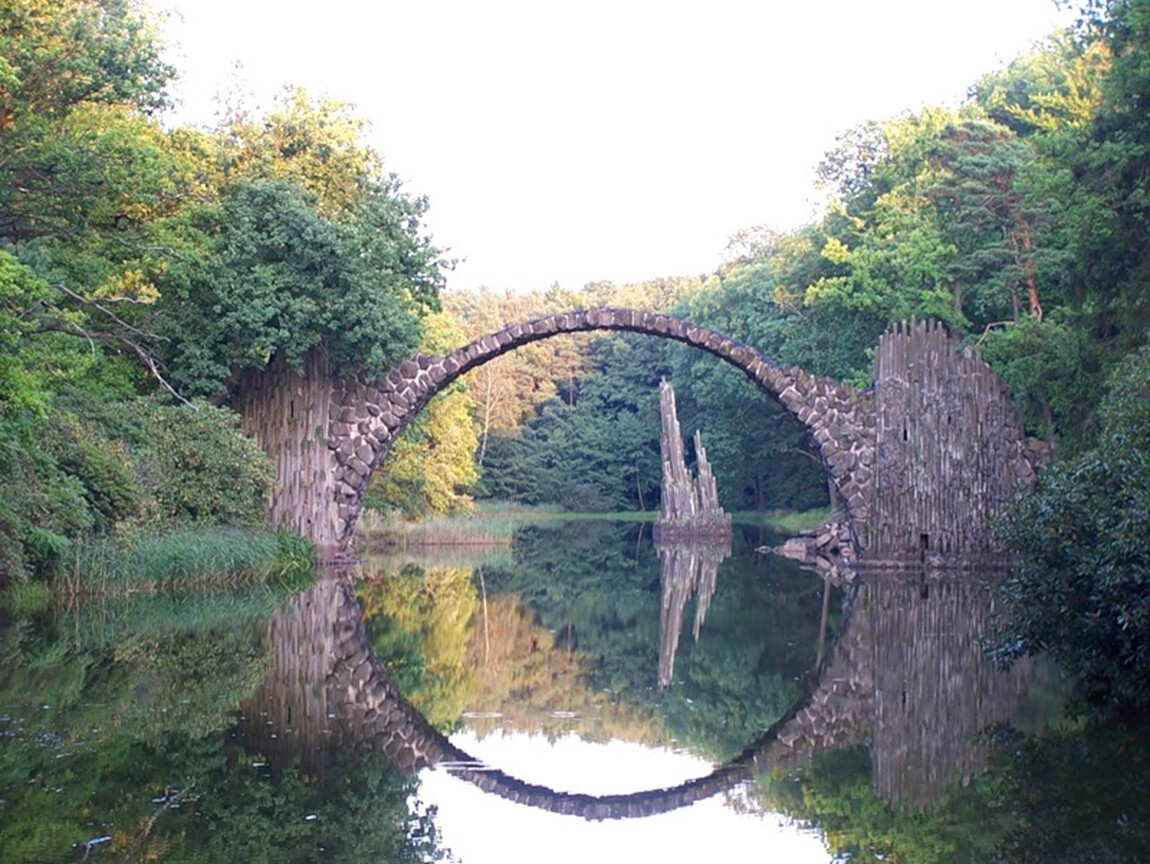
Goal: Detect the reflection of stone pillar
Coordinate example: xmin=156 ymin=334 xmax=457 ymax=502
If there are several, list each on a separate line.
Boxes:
xmin=238 ymin=578 xmax=348 ymax=777
xmin=868 ymin=574 xmax=1035 ymax=809
xmin=656 ymin=540 xmax=731 ymax=688
xmin=239 ymin=576 xmax=468 ymax=778
xmin=761 ymin=563 xmax=1040 ymax=812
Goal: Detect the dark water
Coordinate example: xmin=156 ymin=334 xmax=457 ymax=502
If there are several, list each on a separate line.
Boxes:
xmin=0 ymin=522 xmax=1146 ymax=862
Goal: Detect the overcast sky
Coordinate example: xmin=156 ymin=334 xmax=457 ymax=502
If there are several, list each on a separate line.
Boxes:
xmin=155 ymin=1 xmax=1073 ymax=294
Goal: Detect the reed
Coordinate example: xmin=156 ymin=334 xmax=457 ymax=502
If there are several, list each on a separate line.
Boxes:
xmin=0 ymin=580 xmax=52 ymax=615
xmin=60 ymin=527 xmax=315 ymax=596
xmin=357 ymin=508 xmax=519 ymax=549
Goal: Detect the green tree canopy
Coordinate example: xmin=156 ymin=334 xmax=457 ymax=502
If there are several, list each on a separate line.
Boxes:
xmin=156 ymin=178 xmax=437 ymax=398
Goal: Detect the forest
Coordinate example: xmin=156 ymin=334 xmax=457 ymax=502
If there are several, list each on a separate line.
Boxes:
xmin=0 ymin=1 xmax=1148 ymax=712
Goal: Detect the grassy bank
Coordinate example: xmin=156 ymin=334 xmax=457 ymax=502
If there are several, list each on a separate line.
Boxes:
xmin=358 ymin=507 xmax=520 ymax=549
xmin=53 ymin=528 xmax=315 ymax=596
xmin=732 ymin=507 xmax=835 ymax=534
xmin=356 ymin=502 xmax=834 ymax=551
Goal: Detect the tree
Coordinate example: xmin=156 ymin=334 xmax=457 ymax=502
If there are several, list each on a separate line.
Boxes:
xmin=476 ymin=334 xmax=667 ymax=511
xmin=156 ymin=179 xmax=428 ymax=398
xmin=368 ymin=312 xmax=480 ymax=518
xmin=444 ymin=287 xmax=562 ymax=465
xmin=995 ymin=346 xmax=1150 ymax=714
xmin=0 ymin=0 xmax=173 ymax=244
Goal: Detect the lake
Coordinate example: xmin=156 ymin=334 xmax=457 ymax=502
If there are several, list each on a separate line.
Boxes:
xmin=1 ymin=521 xmax=1146 ymax=862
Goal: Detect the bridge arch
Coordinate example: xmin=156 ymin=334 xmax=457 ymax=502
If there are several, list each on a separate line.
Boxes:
xmin=327 ymin=307 xmax=875 ymax=545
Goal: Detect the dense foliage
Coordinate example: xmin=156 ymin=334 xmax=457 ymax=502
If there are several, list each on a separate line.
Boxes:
xmin=0 ymin=1 xmax=444 ymax=580
xmin=996 ymin=347 xmax=1150 ymax=713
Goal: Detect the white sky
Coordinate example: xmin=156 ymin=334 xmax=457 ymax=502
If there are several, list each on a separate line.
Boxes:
xmin=154 ymin=0 xmax=1073 ymax=294
xmin=419 ymin=730 xmax=832 ymax=863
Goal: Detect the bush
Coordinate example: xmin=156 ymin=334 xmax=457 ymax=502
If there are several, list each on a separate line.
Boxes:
xmin=0 ymin=395 xmax=276 ymax=583
xmin=133 ymin=400 xmax=273 ymax=528
xmin=996 ymin=347 xmax=1150 ymax=713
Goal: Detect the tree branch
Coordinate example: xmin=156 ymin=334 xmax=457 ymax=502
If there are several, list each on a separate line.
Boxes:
xmin=39 ymin=284 xmax=194 ymax=407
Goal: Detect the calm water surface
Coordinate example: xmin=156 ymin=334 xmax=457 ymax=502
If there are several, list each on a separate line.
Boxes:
xmin=1 ymin=522 xmax=1146 ymax=862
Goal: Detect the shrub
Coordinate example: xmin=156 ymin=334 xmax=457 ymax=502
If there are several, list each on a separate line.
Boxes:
xmin=133 ymin=400 xmax=273 ymax=528
xmin=996 ymin=347 xmax=1150 ymax=713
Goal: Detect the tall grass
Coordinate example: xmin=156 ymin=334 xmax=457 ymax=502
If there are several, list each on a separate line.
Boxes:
xmin=60 ymin=527 xmax=315 ymax=595
xmin=357 ymin=508 xmax=519 ymax=549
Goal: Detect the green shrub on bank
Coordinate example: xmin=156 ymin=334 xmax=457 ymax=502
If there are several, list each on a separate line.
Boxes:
xmin=996 ymin=347 xmax=1150 ymax=714
xmin=0 ymin=394 xmax=275 ymax=583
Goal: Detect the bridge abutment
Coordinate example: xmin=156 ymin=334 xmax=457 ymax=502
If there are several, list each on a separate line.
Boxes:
xmin=236 ymin=349 xmax=344 ymax=556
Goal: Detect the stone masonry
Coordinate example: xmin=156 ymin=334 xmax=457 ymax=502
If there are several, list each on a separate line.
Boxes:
xmin=327 ymin=307 xmax=876 ymax=548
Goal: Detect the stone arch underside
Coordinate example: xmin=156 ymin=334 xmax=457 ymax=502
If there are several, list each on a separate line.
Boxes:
xmin=327 ymin=307 xmax=876 ymax=546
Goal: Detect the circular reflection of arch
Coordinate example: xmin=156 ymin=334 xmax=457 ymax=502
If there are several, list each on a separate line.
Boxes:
xmin=329 ymin=308 xmax=874 ymax=544
xmin=242 ymin=559 xmax=1042 ymax=819
xmin=241 ymin=573 xmax=870 ymax=821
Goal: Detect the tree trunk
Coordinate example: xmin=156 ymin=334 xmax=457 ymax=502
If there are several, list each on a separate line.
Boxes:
xmin=478 ymin=371 xmax=494 ymax=466
xmin=234 ymin=348 xmax=342 ymax=556
xmin=1018 ymin=223 xmax=1043 ymax=321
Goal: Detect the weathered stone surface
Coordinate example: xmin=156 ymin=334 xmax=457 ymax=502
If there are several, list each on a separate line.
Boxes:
xmin=315 ymin=309 xmax=1036 ymax=562
xmin=322 ymin=309 xmax=880 ymax=547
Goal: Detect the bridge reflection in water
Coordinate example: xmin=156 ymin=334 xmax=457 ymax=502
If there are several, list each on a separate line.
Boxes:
xmin=238 ymin=559 xmax=1034 ymax=821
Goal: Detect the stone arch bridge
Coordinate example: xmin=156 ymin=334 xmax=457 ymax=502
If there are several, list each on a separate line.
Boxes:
xmin=240 ymin=310 xmax=1044 ymax=557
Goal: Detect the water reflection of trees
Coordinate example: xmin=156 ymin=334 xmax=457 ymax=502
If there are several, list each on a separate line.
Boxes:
xmin=0 ymin=588 xmax=445 ymax=863
xmin=106 ymin=554 xmax=1136 ymax=854
xmin=486 ymin=522 xmax=829 ymax=760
